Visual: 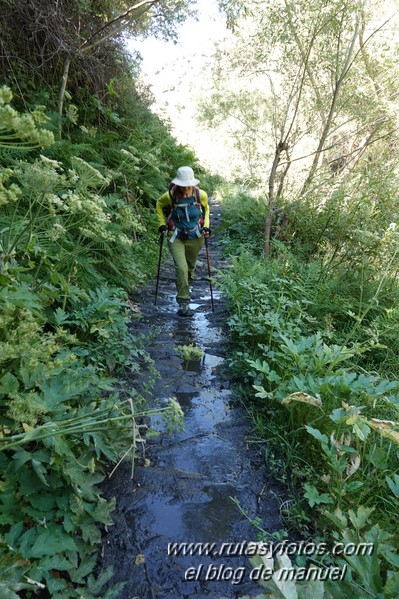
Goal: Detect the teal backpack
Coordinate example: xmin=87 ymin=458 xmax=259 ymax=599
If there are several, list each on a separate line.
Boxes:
xmin=167 ymin=184 xmax=204 ymax=242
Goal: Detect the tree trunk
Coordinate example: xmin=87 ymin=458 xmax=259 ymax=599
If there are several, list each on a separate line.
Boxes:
xmin=58 ymin=57 xmax=71 ymax=139
xmin=264 ymin=144 xmax=283 ymax=257
xmin=56 ymin=0 xmax=159 ymax=138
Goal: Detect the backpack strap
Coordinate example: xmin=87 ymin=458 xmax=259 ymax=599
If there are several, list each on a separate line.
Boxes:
xmin=194 ymin=186 xmax=204 ymax=213
xmin=168 ymin=183 xmax=176 ymax=205
xmin=169 ymin=184 xmax=202 ymax=209
xmin=194 ymin=185 xmax=200 ymax=206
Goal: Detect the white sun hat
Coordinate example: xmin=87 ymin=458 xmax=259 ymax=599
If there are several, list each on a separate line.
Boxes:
xmin=171 ymin=166 xmax=200 ymax=187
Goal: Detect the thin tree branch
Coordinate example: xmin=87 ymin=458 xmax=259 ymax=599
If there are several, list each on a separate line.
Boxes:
xmin=80 ymin=5 xmax=153 ymax=54
xmin=79 ymin=0 xmax=159 ymax=52
xmin=278 ymin=122 xmax=396 ymax=169
xmin=284 ymin=0 xmax=327 ymax=127
xmin=301 ymin=10 xmax=361 ymax=192
xmin=57 ymin=57 xmax=71 ymax=139
xmin=57 ymin=0 xmax=159 ymax=137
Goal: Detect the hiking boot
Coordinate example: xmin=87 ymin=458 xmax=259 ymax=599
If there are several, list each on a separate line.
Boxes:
xmin=177 ymin=300 xmax=191 ymax=317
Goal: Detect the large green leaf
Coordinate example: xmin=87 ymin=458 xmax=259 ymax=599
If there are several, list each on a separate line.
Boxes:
xmin=39 ymin=554 xmax=75 ymax=571
xmin=68 ymin=553 xmax=97 ymax=584
xmin=386 ymin=474 xmax=399 ymax=497
xmin=0 ymin=373 xmax=19 ymax=396
xmin=85 ymin=497 xmax=116 ymax=525
xmin=385 ymin=571 xmax=399 ymax=599
xmin=63 ymin=465 xmax=104 ymax=500
xmin=31 ymin=459 xmax=49 ymax=487
xmin=303 ymin=483 xmax=334 ymax=508
xmin=28 ymin=526 xmax=78 ymax=558
xmin=0 ymin=584 xmax=20 ymax=599
xmin=305 ymin=425 xmax=328 ymax=445
xmin=348 ymin=506 xmax=374 ymax=530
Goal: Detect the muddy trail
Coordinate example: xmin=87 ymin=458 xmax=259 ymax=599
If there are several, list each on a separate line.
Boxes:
xmin=100 ymin=200 xmax=284 ymax=598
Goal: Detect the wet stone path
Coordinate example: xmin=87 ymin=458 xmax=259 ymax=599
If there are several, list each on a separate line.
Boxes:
xmin=100 ymin=201 xmax=283 ymax=598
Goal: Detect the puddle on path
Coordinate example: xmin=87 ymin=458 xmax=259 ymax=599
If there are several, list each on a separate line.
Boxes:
xmin=100 ymin=202 xmax=284 ymax=598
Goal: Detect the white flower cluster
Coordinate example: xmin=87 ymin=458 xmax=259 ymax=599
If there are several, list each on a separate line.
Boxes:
xmin=48 ymin=221 xmax=67 ymax=240
xmin=0 ymin=86 xmax=54 ymax=148
xmin=47 ymin=194 xmax=65 ymax=209
xmin=39 ymin=155 xmax=63 ymax=170
xmin=118 ymin=233 xmax=133 ymax=247
xmin=52 ymin=190 xmax=113 ymax=241
xmin=120 ymin=148 xmax=140 ymax=166
xmin=71 ymin=157 xmax=110 ymax=190
xmin=0 ymin=169 xmax=22 ymax=207
xmin=66 ymin=104 xmax=78 ymax=124
xmin=80 ymin=125 xmax=97 ymax=137
xmin=15 ymin=161 xmax=66 ymax=195
xmin=0 ymin=104 xmax=19 ymax=132
xmin=60 ymin=191 xmax=82 ymax=212
xmin=0 ymin=85 xmax=13 ymax=105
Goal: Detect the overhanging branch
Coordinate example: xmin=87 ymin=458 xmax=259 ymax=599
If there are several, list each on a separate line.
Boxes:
xmin=79 ymin=0 xmax=159 ymax=52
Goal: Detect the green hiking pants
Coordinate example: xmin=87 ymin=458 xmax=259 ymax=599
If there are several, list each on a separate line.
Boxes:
xmin=168 ymin=235 xmax=204 ymax=303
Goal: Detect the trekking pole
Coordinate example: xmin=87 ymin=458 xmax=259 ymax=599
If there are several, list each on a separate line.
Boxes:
xmin=154 ymin=233 xmax=164 ymax=305
xmin=205 ymin=236 xmax=214 ymax=312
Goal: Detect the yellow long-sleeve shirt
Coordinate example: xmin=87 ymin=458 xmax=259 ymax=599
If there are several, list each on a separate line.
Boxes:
xmin=156 ymin=189 xmax=210 ymax=229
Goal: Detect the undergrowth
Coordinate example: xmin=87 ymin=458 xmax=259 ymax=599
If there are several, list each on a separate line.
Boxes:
xmin=0 ymin=86 xmax=191 ymax=597
xmin=218 ymin=188 xmax=399 ymax=597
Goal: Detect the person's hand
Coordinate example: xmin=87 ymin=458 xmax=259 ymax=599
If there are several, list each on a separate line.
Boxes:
xmin=203 ymin=227 xmax=211 ymax=238
xmin=158 ymin=225 xmax=168 ymax=234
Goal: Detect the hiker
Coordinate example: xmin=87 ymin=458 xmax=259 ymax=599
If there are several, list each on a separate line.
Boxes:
xmin=156 ymin=166 xmax=211 ymax=316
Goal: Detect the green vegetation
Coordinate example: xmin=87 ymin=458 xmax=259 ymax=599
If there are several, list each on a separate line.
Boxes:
xmin=0 ymin=0 xmax=205 ymax=595
xmin=208 ymin=1 xmax=399 ymax=596
xmin=0 ymin=85 xmax=191 ymax=596
xmin=177 ymin=344 xmax=205 ymax=362
xmin=218 ymin=186 xmax=399 ymax=596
